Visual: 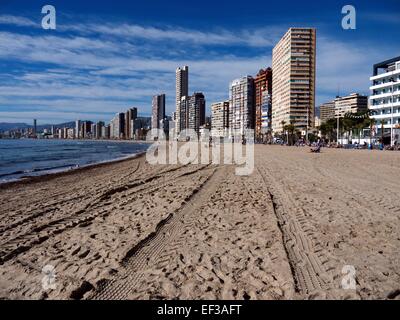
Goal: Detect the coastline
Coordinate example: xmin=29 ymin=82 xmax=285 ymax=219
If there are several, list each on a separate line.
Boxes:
xmin=0 ymin=150 xmax=148 ymax=190
xmin=0 ymin=139 xmax=151 ymax=190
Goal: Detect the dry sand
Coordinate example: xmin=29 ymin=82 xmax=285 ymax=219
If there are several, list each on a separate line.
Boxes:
xmin=0 ymin=145 xmax=399 ymax=300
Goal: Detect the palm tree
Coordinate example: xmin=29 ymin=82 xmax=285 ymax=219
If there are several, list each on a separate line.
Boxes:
xmin=286 ymin=122 xmax=296 ymax=145
xmin=281 ymin=120 xmax=287 ymax=143
xmin=368 ymin=118 xmax=376 ymax=145
xmin=324 ymin=118 xmax=336 ymax=143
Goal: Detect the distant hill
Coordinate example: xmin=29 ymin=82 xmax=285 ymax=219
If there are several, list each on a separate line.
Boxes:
xmin=0 ymin=118 xmax=153 ymax=132
xmin=0 ymin=123 xmax=30 ymax=131
xmin=0 ymin=121 xmax=76 ymax=132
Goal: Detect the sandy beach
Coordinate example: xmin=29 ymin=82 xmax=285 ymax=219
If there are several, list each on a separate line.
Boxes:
xmin=0 ymin=145 xmax=399 ymax=300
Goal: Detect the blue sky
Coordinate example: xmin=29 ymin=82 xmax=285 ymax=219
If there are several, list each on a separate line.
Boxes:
xmin=0 ymin=0 xmax=399 ymax=124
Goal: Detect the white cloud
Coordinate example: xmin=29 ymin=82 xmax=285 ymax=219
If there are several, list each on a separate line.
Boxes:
xmin=68 ymin=23 xmax=282 ymax=47
xmin=1 ymin=14 xmax=399 ymax=123
xmin=0 ymin=15 xmax=38 ymax=27
xmin=315 ymin=36 xmax=400 ymax=106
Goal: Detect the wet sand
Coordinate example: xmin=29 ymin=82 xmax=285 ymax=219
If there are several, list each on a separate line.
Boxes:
xmin=0 ymin=145 xmax=399 ymax=300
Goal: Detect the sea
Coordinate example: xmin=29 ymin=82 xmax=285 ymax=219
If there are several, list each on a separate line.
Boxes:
xmin=0 ymin=139 xmax=150 ymax=183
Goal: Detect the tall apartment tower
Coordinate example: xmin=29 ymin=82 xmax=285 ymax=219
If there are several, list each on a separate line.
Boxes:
xmin=151 ymin=94 xmax=166 ymax=130
xmin=125 ymin=107 xmax=138 ymax=139
xmin=179 ymin=96 xmax=189 ymax=132
xmin=96 ymin=121 xmax=105 ymax=139
xmin=254 ymin=68 xmax=273 ymax=139
xmin=110 ymin=113 xmax=125 ymax=139
xmin=82 ymin=121 xmax=93 ymax=139
xmin=75 ymin=120 xmax=81 ymax=139
xmin=211 ymin=100 xmax=230 ymax=137
xmin=33 ymin=119 xmax=37 ymax=135
xmin=229 ymin=76 xmax=255 ymax=135
xmin=272 ymin=28 xmax=316 ymax=133
xmin=188 ymin=92 xmax=206 ymax=135
xmin=176 ymin=66 xmax=189 ymax=133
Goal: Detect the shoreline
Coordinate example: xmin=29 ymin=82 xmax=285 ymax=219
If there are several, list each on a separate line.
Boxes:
xmin=0 ymin=151 xmax=147 ymax=190
xmin=0 ymin=144 xmax=392 ymax=190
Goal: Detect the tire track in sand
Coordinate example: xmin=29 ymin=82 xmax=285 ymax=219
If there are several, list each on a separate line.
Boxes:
xmin=85 ymin=165 xmax=226 ymax=300
xmin=0 ymin=164 xmax=208 ymax=265
xmin=257 ymin=166 xmax=339 ymax=298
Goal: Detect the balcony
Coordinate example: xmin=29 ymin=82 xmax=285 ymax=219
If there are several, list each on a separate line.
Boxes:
xmin=370 ymin=67 xmax=400 ymax=81
xmin=370 ymin=79 xmax=400 ymax=90
xmin=370 ymin=90 xmax=400 ymax=100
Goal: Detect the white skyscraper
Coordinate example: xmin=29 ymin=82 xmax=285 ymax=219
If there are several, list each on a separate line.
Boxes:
xmin=369 ymin=56 xmax=400 ymax=145
xmin=229 ymin=76 xmax=254 ymax=136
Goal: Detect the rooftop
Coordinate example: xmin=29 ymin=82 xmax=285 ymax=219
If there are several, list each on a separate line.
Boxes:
xmin=373 ymin=56 xmax=400 ymax=76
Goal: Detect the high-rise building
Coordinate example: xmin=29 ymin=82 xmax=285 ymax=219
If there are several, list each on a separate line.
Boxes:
xmin=229 ymin=76 xmax=255 ymax=135
xmin=95 ymin=121 xmax=105 ymax=139
xmin=176 ymin=66 xmax=189 ymax=133
xmin=152 ymin=94 xmax=166 ymax=130
xmin=75 ymin=120 xmax=81 ymax=138
xmin=272 ymin=28 xmax=316 ymax=133
xmin=261 ymin=91 xmax=272 ymax=138
xmin=319 ymin=101 xmax=335 ymax=123
xmin=81 ymin=121 xmax=92 ymax=139
xmin=211 ymin=101 xmax=229 ymax=137
xmin=125 ymin=108 xmax=137 ymax=140
xmin=369 ymin=56 xmax=400 ymax=145
xmin=179 ymin=96 xmax=189 ymax=133
xmin=67 ymin=128 xmax=75 ymax=139
xmin=188 ymin=92 xmax=206 ymax=135
xmin=254 ymin=68 xmax=273 ymax=139
xmin=334 ymin=93 xmax=368 ymax=118
xmin=91 ymin=123 xmax=96 ymax=138
xmin=110 ymin=113 xmax=125 ymax=139
xmin=33 ymin=119 xmax=37 ymax=135
xmin=104 ymin=124 xmax=111 ymax=139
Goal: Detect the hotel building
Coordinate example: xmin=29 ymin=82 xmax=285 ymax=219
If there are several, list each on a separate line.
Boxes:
xmin=334 ymin=93 xmax=368 ymax=118
xmin=254 ymin=68 xmax=273 ymax=139
xmin=211 ymin=101 xmax=230 ymax=137
xmin=176 ymin=66 xmax=189 ymax=133
xmin=229 ymin=76 xmax=255 ymax=135
xmin=272 ymin=28 xmax=316 ymax=133
xmin=369 ymin=56 xmax=400 ymax=145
